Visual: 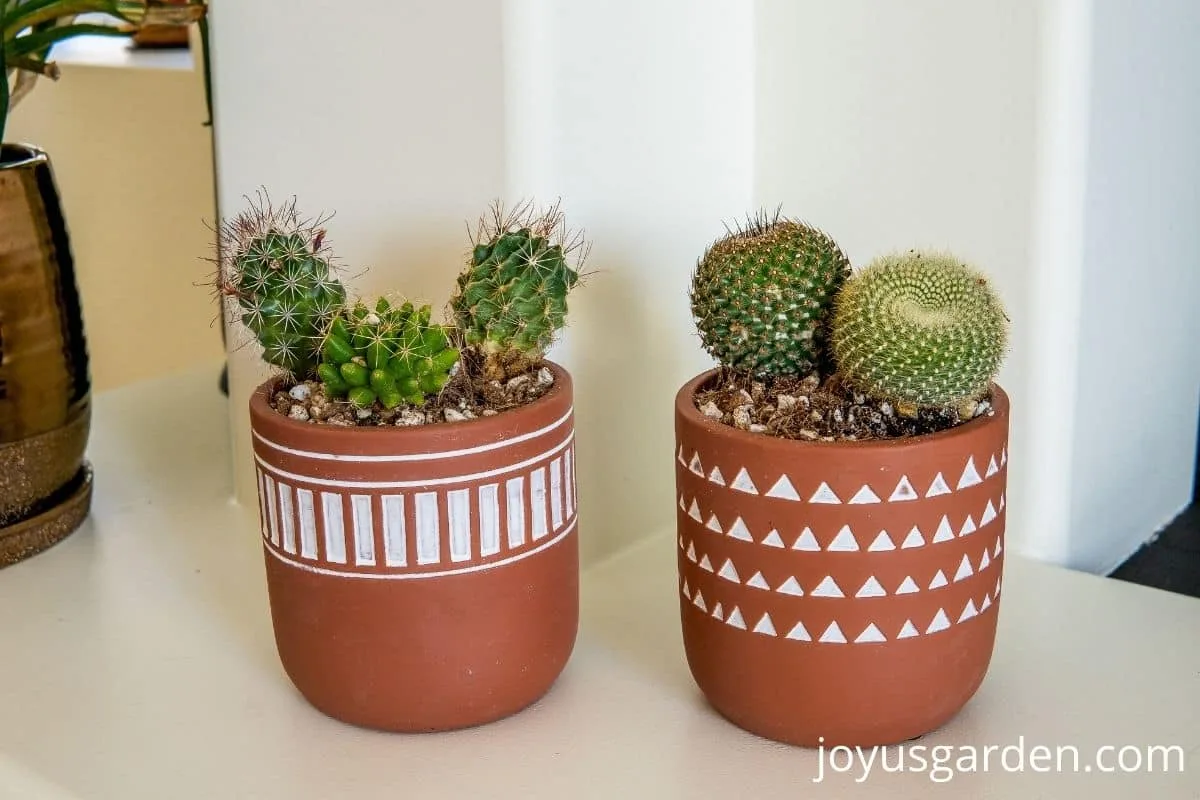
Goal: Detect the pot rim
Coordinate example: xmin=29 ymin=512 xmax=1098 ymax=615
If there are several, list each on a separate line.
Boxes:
xmin=0 ymin=143 xmax=49 ymax=170
xmin=249 ymin=359 xmax=572 ymax=444
xmin=676 ymin=369 xmax=1009 ymax=455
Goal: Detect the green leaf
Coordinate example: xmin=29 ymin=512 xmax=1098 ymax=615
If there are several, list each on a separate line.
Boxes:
xmin=4 ymin=2 xmax=129 ymax=39
xmin=339 ymin=361 xmax=368 ymax=388
xmin=8 ymin=23 xmax=129 ymax=60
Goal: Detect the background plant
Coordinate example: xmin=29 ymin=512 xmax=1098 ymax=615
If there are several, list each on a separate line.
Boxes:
xmin=830 ymin=250 xmax=1008 ymax=411
xmin=1 ymin=0 xmax=206 ymax=144
xmin=690 ymin=210 xmax=851 ymax=377
xmin=450 ymin=199 xmax=588 ymax=382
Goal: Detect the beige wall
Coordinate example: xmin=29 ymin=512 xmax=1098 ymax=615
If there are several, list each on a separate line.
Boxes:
xmin=7 ymin=62 xmax=221 ymax=392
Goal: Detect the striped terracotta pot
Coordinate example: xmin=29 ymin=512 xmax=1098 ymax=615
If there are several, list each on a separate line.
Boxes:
xmin=675 ymin=370 xmax=1009 ymax=746
xmin=250 ymin=362 xmax=579 ymax=731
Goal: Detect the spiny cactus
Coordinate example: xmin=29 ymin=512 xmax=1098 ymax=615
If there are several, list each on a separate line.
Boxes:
xmin=690 ymin=211 xmax=851 ymax=377
xmin=218 ymin=196 xmax=346 ymax=375
xmin=319 ymin=297 xmax=459 ymax=409
xmin=450 ymin=200 xmax=587 ymax=381
xmin=830 ymin=250 xmax=1008 ymax=409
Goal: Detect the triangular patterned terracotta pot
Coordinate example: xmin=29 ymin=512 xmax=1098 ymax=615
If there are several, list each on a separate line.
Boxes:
xmin=249 ymin=362 xmax=579 ymax=731
xmin=675 ymin=370 xmax=1009 ymax=746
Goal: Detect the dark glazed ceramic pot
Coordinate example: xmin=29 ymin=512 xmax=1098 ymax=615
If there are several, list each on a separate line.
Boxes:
xmin=0 ymin=144 xmax=92 ymax=564
xmin=249 ymin=362 xmax=579 ymax=731
xmin=675 ymin=370 xmax=1009 ymax=746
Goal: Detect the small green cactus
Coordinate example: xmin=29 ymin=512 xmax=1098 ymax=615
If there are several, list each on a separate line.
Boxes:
xmin=218 ymin=197 xmax=346 ymax=375
xmin=690 ymin=211 xmax=851 ymax=377
xmin=318 ymin=297 xmax=459 ymax=409
xmin=830 ymin=250 xmax=1009 ymax=409
xmin=450 ymin=200 xmax=586 ymax=381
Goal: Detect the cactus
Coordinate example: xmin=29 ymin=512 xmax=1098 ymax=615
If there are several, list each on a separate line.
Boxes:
xmin=690 ymin=211 xmax=851 ymax=377
xmin=450 ymin=200 xmax=587 ymax=381
xmin=218 ymin=196 xmax=346 ymax=376
xmin=318 ymin=297 xmax=459 ymax=409
xmin=830 ymin=250 xmax=1008 ymax=409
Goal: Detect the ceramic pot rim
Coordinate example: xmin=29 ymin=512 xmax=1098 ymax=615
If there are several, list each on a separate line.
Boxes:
xmin=0 ymin=143 xmax=49 ymax=170
xmin=676 ymin=369 xmax=1009 ymax=456
xmin=249 ymin=359 xmax=572 ymax=447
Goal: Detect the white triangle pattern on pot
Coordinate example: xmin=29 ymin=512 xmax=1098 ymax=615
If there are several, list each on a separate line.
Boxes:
xmin=958 ymin=457 xmax=983 ymax=489
xmin=708 ymin=466 xmax=726 ymax=486
xmin=980 ymin=549 xmax=991 ymax=571
xmin=902 ymin=526 xmax=925 ymax=548
xmin=698 ymin=554 xmax=713 ymax=572
xmin=981 ymin=500 xmax=998 ymax=526
xmin=712 ymin=602 xmax=724 ymax=621
xmin=810 ymin=576 xmax=845 ymax=598
xmin=793 ymin=528 xmax=821 ymax=551
xmin=746 ymin=571 xmax=770 ymax=590
xmin=926 ymin=473 xmax=953 ymax=497
xmin=705 ymin=513 xmax=723 ymax=534
xmin=856 ymin=576 xmax=887 ymax=598
xmin=929 ymin=570 xmax=949 ymax=590
xmin=926 ymin=608 xmax=951 ymax=634
xmin=848 ymin=485 xmax=881 ymax=504
xmin=819 ymin=622 xmax=847 ymax=643
xmin=688 ymin=499 xmax=702 ymax=523
xmin=960 ymin=515 xmax=977 ymax=537
xmin=726 ymin=606 xmax=746 ymax=629
xmin=897 ymin=620 xmax=920 ymax=639
xmin=677 ymin=445 xmax=686 ymax=467
xmin=1001 ymin=447 xmax=1007 ymax=467
xmin=889 ymin=476 xmax=919 ymax=502
xmin=933 ymin=516 xmax=956 ymax=543
xmin=766 ymin=475 xmax=801 ymax=500
xmin=994 ymin=536 xmax=1003 ymax=557
xmin=679 ymin=494 xmax=686 ymax=512
xmin=776 ymin=576 xmax=804 ymax=596
xmin=958 ymin=599 xmax=978 ymax=622
xmin=686 ymin=542 xmax=697 ymax=562
xmin=727 ymin=517 xmax=753 ymax=541
xmin=731 ymin=468 xmax=759 ymax=494
xmin=761 ymin=529 xmax=785 ymax=548
xmin=827 ymin=525 xmax=859 ymax=552
xmin=895 ymin=576 xmax=920 ymax=594
xmin=693 ymin=591 xmax=706 ymax=612
xmin=681 ymin=578 xmax=690 ymax=599
xmin=717 ymin=558 xmax=740 ymax=583
xmin=753 ymin=613 xmax=777 ymax=636
xmin=868 ymin=530 xmax=896 ymax=551
xmin=786 ymin=620 xmax=812 ymax=641
xmin=810 ymin=482 xmax=842 ymax=504
xmin=855 ymin=623 xmax=886 ymax=643
xmin=986 ymin=455 xmax=1000 ymax=478
xmin=953 ymin=554 xmax=974 ymax=582
xmin=689 ymin=453 xmax=704 ymax=476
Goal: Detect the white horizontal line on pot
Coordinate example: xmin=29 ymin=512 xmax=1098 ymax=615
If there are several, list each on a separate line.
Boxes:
xmin=253 ymin=407 xmax=574 ymax=462
xmin=254 ymin=432 xmax=574 ymax=489
xmin=264 ymin=516 xmax=578 ymax=580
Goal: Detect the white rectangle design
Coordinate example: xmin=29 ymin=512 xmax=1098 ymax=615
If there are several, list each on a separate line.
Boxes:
xmin=257 ymin=470 xmax=269 ymax=539
xmin=382 ymin=495 xmax=406 ymax=567
xmin=531 ymin=467 xmax=549 ymax=541
xmin=415 ymin=492 xmax=440 ymax=565
xmin=264 ymin=475 xmax=280 ymax=546
xmin=351 ymin=495 xmax=375 ymax=566
xmin=278 ymin=481 xmax=297 ymax=554
xmin=506 ymin=477 xmax=526 ymax=548
xmin=550 ymin=458 xmax=564 ymax=529
xmin=564 ymin=450 xmax=574 ymax=518
xmin=447 ymin=489 xmax=472 ymax=563
xmin=478 ymin=484 xmax=500 ymax=557
xmin=322 ymin=492 xmax=347 ymax=564
xmin=297 ymin=488 xmax=318 ymax=559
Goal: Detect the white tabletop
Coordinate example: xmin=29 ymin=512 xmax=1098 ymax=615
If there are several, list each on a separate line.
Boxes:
xmin=1 ymin=365 xmax=1197 ymax=799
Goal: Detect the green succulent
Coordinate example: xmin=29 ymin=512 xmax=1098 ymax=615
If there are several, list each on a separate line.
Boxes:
xmin=450 ymin=200 xmax=585 ymax=381
xmin=218 ymin=198 xmax=346 ymax=376
xmin=830 ymin=250 xmax=1009 ymax=409
xmin=318 ymin=297 xmax=459 ymax=409
xmin=690 ymin=212 xmax=850 ymax=377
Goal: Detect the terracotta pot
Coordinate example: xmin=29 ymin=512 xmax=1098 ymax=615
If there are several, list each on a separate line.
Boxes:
xmin=249 ymin=362 xmax=579 ymax=731
xmin=0 ymin=144 xmax=91 ymax=549
xmin=675 ymin=370 xmax=1009 ymax=746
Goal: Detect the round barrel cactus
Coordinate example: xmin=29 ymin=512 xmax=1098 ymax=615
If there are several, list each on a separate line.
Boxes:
xmin=690 ymin=212 xmax=850 ymax=377
xmin=830 ymin=250 xmax=1009 ymax=409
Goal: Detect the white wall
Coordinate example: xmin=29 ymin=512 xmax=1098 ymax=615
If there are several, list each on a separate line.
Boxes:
xmin=754 ymin=0 xmax=1043 ymax=557
xmin=1066 ymin=0 xmax=1200 ymax=572
xmin=211 ymin=0 xmax=1200 ymax=573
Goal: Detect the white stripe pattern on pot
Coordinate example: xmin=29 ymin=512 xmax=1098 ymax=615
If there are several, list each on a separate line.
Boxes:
xmin=256 ymin=441 xmax=578 ymax=578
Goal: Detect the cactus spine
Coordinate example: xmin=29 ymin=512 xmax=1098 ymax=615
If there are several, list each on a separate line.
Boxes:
xmin=450 ymin=200 xmax=586 ymax=381
xmin=318 ymin=298 xmax=459 ymax=408
xmin=218 ymin=197 xmax=345 ymax=376
xmin=830 ymin=250 xmax=1008 ymax=409
xmin=690 ymin=212 xmax=851 ymax=377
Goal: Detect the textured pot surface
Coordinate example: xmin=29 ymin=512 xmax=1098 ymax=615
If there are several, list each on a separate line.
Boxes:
xmin=0 ymin=144 xmax=91 ymax=532
xmin=676 ymin=370 xmax=1009 ymax=746
xmin=250 ymin=362 xmax=579 ymax=731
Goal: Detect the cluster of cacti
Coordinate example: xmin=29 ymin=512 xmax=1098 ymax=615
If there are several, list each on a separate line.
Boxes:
xmin=830 ymin=251 xmax=1008 ymax=409
xmin=691 ymin=211 xmax=1008 ymax=414
xmin=318 ymin=299 xmax=459 ymax=408
xmin=451 ymin=200 xmax=584 ymax=381
xmin=217 ymin=196 xmax=586 ymax=419
xmin=218 ymin=199 xmax=346 ymax=376
xmin=690 ymin=212 xmax=850 ymax=377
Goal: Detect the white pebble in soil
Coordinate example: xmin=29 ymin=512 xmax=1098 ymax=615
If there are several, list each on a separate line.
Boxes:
xmin=289 ymin=383 xmax=312 ymax=402
xmin=700 ymin=401 xmax=724 ymax=420
xmin=482 ymin=409 xmax=498 ymax=417
xmin=749 ymin=423 xmax=767 ymax=433
xmin=396 ymin=410 xmax=425 ymax=426
xmin=536 ymin=367 xmax=554 ymax=387
xmin=356 ymin=408 xmax=373 ymax=420
xmin=732 ymin=405 xmax=753 ymax=430
xmin=288 ymin=405 xmax=310 ymax=422
xmin=444 ymin=408 xmax=469 ymax=422
xmin=776 ymin=394 xmax=797 ymax=410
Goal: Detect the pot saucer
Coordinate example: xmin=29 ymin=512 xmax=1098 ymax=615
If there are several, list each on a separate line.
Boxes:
xmin=0 ymin=462 xmax=93 ymax=568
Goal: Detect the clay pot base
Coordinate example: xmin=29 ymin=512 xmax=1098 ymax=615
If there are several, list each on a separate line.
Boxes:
xmin=676 ymin=370 xmax=1009 ymax=747
xmin=0 ymin=462 xmax=93 ymax=568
